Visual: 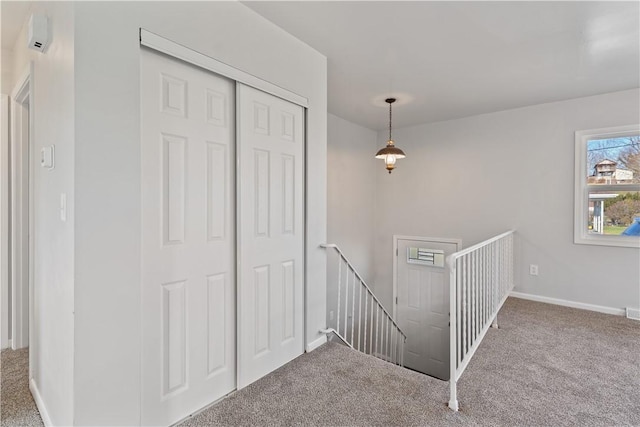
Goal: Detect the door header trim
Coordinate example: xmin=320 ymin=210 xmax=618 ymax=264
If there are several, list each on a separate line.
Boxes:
xmin=140 ymin=28 xmax=309 ymax=108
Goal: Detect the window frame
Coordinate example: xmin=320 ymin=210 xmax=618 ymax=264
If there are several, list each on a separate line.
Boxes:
xmin=574 ymin=125 xmax=640 ymax=248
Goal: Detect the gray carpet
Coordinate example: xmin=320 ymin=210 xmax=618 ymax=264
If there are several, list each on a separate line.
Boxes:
xmin=1 ymin=348 xmax=43 ymax=427
xmin=1 ymin=299 xmax=638 ymax=426
xmin=180 ymin=298 xmax=640 ymax=427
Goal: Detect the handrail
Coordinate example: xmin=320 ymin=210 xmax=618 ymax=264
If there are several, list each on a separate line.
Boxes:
xmin=320 ymin=244 xmax=406 ymax=340
xmin=321 ymin=243 xmax=406 ymax=366
xmin=446 ymin=230 xmax=515 ymax=411
xmin=446 ymin=230 xmax=515 ymax=267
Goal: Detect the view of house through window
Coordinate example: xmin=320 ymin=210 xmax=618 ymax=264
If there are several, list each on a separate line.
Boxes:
xmin=587 ymin=135 xmax=640 ymax=236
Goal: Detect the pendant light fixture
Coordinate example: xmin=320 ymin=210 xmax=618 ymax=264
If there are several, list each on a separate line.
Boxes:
xmin=375 ymin=98 xmax=406 ymax=173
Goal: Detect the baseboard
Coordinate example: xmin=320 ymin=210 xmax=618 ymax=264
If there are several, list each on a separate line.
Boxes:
xmin=29 ymin=378 xmax=52 ymax=427
xmin=627 ymin=307 xmax=640 ymax=321
xmin=1 ymin=339 xmax=12 ymax=350
xmin=170 ymin=390 xmax=236 ymax=427
xmin=509 ymin=291 xmax=625 ymax=316
xmin=305 ymin=335 xmax=327 ymax=352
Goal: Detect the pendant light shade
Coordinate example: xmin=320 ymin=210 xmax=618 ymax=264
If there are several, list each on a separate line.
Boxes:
xmin=375 ymin=98 xmax=406 ymax=173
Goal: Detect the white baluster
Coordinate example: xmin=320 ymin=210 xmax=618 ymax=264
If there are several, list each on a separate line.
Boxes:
xmin=388 ymin=318 xmax=391 ymax=362
xmin=380 ymin=314 xmax=385 ymax=360
xmin=375 ymin=305 xmax=379 ymax=356
xmin=336 ymin=254 xmax=341 ymax=339
xmin=363 ymin=289 xmax=368 ymax=354
xmin=462 ymin=255 xmax=467 ymax=355
xmin=483 ymin=245 xmax=487 ymax=326
xmin=351 ymin=269 xmax=356 ymax=345
xmin=343 ymin=258 xmax=349 ymax=339
xmin=456 ymin=258 xmax=462 ymax=366
xmin=369 ymin=294 xmax=374 ymax=354
xmin=358 ymin=279 xmax=363 ymax=351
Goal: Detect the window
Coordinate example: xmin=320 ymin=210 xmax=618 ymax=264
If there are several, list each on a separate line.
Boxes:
xmin=575 ymin=125 xmax=640 ymax=247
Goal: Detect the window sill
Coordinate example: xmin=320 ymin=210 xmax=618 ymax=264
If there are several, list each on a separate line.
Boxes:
xmin=574 ymin=233 xmax=640 ymax=248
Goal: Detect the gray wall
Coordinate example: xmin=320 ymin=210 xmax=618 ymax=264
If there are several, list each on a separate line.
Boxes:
xmin=5 ymin=2 xmax=326 ymax=424
xmin=10 ymin=2 xmax=75 ymax=424
xmin=1 ymin=49 xmax=14 ymax=95
xmin=73 ymin=2 xmax=326 ymax=425
xmin=327 ymin=114 xmax=378 ymax=331
xmin=371 ymin=89 xmax=640 ymax=312
xmin=327 ymin=113 xmax=378 ymax=282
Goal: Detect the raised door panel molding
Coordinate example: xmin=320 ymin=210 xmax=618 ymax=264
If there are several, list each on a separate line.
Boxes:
xmin=254 ymin=265 xmax=271 ymax=357
xmin=206 ymin=89 xmax=227 ymax=127
xmin=162 ymin=133 xmax=187 ymax=245
xmin=282 ymin=260 xmax=295 ymax=343
xmin=281 ymin=111 xmax=295 ymax=142
xmin=207 ymin=273 xmax=227 ymax=376
xmin=162 ymin=281 xmax=188 ymax=397
xmin=206 ymin=142 xmax=227 ymax=241
xmin=254 ymin=149 xmax=270 ymax=238
xmin=161 ymin=73 xmax=188 ymax=117
xmin=281 ymin=155 xmax=295 ymax=235
xmin=253 ymin=102 xmax=270 ymax=135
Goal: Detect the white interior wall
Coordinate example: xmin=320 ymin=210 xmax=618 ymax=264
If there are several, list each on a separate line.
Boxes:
xmin=73 ymin=2 xmax=326 ymax=425
xmin=327 ymin=113 xmax=377 ymax=282
xmin=10 ymin=2 xmax=75 ymax=425
xmin=326 ymin=114 xmax=377 ymax=329
xmin=1 ymin=48 xmax=15 ymax=351
xmin=1 ymin=94 xmax=9 ymax=350
xmin=1 ymin=48 xmax=14 ymax=94
xmin=372 ymin=89 xmax=640 ymax=313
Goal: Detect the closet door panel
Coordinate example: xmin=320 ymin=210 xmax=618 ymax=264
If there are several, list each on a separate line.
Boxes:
xmin=237 ymin=84 xmax=304 ymax=388
xmin=141 ymin=49 xmax=235 ymax=426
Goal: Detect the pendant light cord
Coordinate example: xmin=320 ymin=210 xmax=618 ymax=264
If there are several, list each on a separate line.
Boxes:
xmin=388 ymin=101 xmax=392 ymax=141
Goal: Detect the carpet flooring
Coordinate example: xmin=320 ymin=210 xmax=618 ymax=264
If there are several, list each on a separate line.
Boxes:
xmin=1 ymin=348 xmax=43 ymax=427
xmin=1 ymin=298 xmax=638 ymax=426
xmin=179 ymin=298 xmax=640 ymax=427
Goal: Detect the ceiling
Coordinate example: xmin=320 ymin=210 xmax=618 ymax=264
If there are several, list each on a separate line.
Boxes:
xmin=2 ymin=2 xmax=638 ymax=130
xmin=244 ymin=1 xmax=640 ymax=130
xmin=1 ymin=1 xmax=31 ymax=50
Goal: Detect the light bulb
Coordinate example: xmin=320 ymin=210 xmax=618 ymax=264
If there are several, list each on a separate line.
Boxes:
xmin=385 ymin=155 xmax=397 ymax=166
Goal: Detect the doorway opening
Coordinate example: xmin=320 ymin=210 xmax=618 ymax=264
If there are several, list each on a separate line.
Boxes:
xmin=8 ymin=65 xmax=34 ymax=378
xmin=1 ymin=94 xmax=9 ymax=350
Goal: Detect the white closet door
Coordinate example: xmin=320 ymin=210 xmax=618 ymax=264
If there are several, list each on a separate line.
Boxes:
xmin=237 ymin=84 xmax=304 ymax=388
xmin=141 ymin=49 xmax=236 ymax=426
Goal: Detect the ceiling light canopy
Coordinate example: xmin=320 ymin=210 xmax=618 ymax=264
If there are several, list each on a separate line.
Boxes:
xmin=375 ymin=98 xmax=406 ymax=174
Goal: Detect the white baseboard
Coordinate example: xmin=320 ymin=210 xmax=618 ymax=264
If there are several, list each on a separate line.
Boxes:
xmin=1 ymin=339 xmax=12 ymax=350
xmin=170 ymin=390 xmax=235 ymax=427
xmin=305 ymin=335 xmax=327 ymax=352
xmin=29 ymin=378 xmax=52 ymax=427
xmin=627 ymin=307 xmax=640 ymax=321
xmin=509 ymin=291 xmax=625 ymax=316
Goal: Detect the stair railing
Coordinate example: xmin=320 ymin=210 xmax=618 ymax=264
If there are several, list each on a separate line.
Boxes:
xmin=321 ymin=244 xmax=406 ymax=366
xmin=447 ymin=230 xmax=515 ymax=411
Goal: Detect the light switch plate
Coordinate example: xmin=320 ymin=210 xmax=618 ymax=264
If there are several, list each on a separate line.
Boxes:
xmin=41 ymin=145 xmax=54 ymax=169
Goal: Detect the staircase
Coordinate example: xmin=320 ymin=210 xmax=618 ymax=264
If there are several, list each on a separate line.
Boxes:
xmin=322 ymin=230 xmax=515 ymax=412
xmin=321 ymin=244 xmax=406 ymax=366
